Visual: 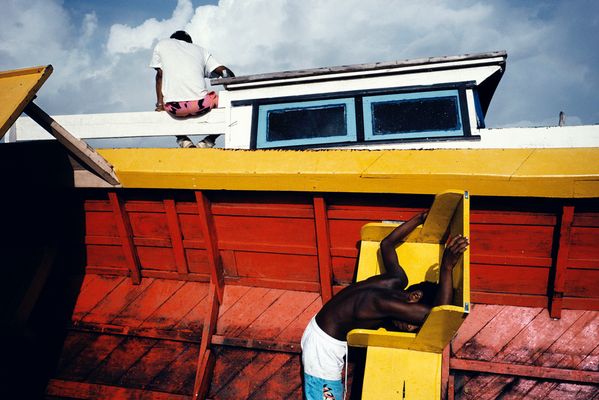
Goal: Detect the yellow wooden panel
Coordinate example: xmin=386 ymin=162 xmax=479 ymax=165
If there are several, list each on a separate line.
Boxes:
xmin=0 ymin=66 xmax=52 ymax=139
xmin=361 ymin=347 xmax=442 ymax=400
xmin=98 ymin=148 xmax=599 ymax=199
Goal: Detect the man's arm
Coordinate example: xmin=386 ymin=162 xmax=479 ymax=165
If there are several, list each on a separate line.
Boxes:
xmin=154 ymin=68 xmax=164 ymax=111
xmin=212 ymin=65 xmax=235 ymax=78
xmin=433 ymin=235 xmax=469 ymax=306
xmin=380 ymin=211 xmax=428 ymax=287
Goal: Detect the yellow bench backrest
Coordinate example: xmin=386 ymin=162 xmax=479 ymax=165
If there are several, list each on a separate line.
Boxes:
xmin=348 ymin=190 xmax=470 ymax=353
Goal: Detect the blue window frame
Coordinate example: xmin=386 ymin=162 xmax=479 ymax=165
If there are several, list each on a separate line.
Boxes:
xmin=362 ymin=90 xmax=464 ymax=141
xmin=256 ymin=98 xmax=357 ymax=149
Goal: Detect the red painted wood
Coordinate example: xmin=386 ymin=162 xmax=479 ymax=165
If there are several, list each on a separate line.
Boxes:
xmin=216 ymin=287 xmax=285 ymax=337
xmin=111 ymin=279 xmax=185 ymax=327
xmin=146 ymin=343 xmax=199 ymax=395
xmin=136 ymin=246 xmax=177 ymax=271
xmin=84 ymin=199 xmax=112 ymax=212
xmin=471 ymin=264 xmax=550 ymax=295
xmin=46 ymin=379 xmax=190 ymax=399
xmin=562 ymin=297 xmax=599 ymax=310
xmin=58 ymin=334 xmax=124 ymax=381
xmin=332 ymin=256 xmax=358 ymax=284
xmin=208 ymin=347 xmax=256 ymax=397
xmin=71 ymin=321 xmax=201 ymax=343
xmin=276 ymin=296 xmax=322 ymax=343
xmin=212 ymin=203 xmax=314 ymax=218
xmin=245 ymin=354 xmax=301 ymax=400
xmin=194 ymin=283 xmax=220 ymax=399
xmin=86 ymin=336 xmax=157 ymax=385
xmin=450 ymin=358 xmax=599 ymax=384
xmin=118 ymin=339 xmax=188 ymax=389
xmin=231 ymin=252 xmax=319 ymax=282
xmin=124 ymin=201 xmax=165 ymax=213
xmin=211 ymin=335 xmax=301 ymax=353
xmin=109 ymin=191 xmax=141 ymax=284
xmin=194 ymin=348 xmax=215 ymax=400
xmin=72 ymin=275 xmax=125 ymax=320
xmin=564 ymin=269 xmax=599 ymax=298
xmin=238 ymin=290 xmax=320 ymax=340
xmin=195 ymin=191 xmax=224 ymax=303
xmin=452 ymin=304 xmax=504 ymax=354
xmin=472 ymin=254 xmax=552 ymax=267
xmin=471 ymin=292 xmax=548 ymax=308
xmin=471 ymin=210 xmax=556 ymax=226
xmin=569 ymin=226 xmax=599 ymax=261
xmin=86 ymin=244 xmax=128 ymax=269
xmin=551 ymin=206 xmax=575 ymax=318
xmin=471 ymin=223 xmax=555 ymax=259
xmin=85 ymin=210 xmax=118 ymax=236
xmin=442 ymin=345 xmax=450 ymax=400
xmin=314 ymin=195 xmax=333 ymax=302
xmin=217 ymin=285 xmax=252 ymax=318
xmin=455 ymin=306 xmax=543 ymax=360
xmin=140 ymin=281 xmax=210 ymax=330
xmin=164 ymin=198 xmax=189 ymax=277
xmin=127 ymin=211 xmax=170 ymax=238
xmin=81 ymin=278 xmax=153 ymax=324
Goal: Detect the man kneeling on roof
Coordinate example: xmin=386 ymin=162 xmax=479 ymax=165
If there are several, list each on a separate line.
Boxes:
xmin=301 ymin=211 xmax=469 ymax=400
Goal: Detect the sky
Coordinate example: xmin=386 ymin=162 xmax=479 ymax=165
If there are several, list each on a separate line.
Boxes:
xmin=1 ymin=0 xmax=598 ymax=129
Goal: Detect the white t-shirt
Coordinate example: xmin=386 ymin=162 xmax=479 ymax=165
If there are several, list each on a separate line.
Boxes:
xmin=149 ymin=38 xmax=222 ymax=103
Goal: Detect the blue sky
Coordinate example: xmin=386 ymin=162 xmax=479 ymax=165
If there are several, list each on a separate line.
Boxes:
xmin=1 ymin=0 xmax=598 ymax=128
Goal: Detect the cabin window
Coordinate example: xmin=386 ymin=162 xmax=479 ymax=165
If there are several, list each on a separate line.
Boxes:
xmin=362 ymin=90 xmax=464 ymax=140
xmin=256 ymin=98 xmax=357 ymax=148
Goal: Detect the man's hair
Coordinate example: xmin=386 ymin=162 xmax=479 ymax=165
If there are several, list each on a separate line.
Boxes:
xmin=406 ymin=281 xmax=439 ymax=307
xmin=170 ymin=30 xmax=192 ymax=43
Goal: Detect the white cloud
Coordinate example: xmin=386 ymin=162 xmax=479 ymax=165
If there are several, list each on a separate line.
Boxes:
xmin=1 ymin=0 xmax=597 ymax=126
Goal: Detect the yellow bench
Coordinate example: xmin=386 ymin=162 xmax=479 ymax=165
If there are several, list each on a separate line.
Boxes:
xmin=347 ymin=190 xmax=470 ymax=399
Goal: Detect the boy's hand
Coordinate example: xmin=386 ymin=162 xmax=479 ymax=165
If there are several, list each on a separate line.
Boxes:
xmin=441 ymin=235 xmax=469 ymax=270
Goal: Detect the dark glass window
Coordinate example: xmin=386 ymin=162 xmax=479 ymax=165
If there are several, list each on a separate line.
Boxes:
xmin=267 ymin=105 xmax=347 ymax=141
xmin=256 ymin=98 xmax=357 ymax=148
xmin=371 ymin=96 xmax=459 ymax=135
xmin=363 ymin=90 xmax=464 ymax=141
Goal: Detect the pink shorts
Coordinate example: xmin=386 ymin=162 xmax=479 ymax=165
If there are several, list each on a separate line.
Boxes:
xmin=164 ymin=91 xmax=219 ymax=117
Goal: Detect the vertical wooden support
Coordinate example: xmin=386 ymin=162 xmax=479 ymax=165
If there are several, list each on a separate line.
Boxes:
xmin=447 ymin=374 xmax=455 ymax=400
xmin=109 ymin=191 xmax=141 ymax=284
xmin=550 ymin=205 xmax=575 ymax=319
xmin=164 ymin=198 xmax=189 ymax=278
xmin=313 ymin=195 xmax=333 ymax=303
xmin=441 ymin=345 xmax=450 ymax=400
xmin=192 ymin=283 xmax=220 ymax=399
xmin=195 ymin=191 xmax=224 ymax=303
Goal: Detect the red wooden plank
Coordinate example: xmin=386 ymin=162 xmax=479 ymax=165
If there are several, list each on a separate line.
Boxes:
xmin=314 ymin=195 xmax=333 ymax=302
xmin=546 ymin=382 xmax=599 ymax=400
xmin=212 ymin=352 xmax=295 ymax=399
xmin=224 ymin=276 xmax=320 ymax=292
xmin=569 ymin=226 xmax=599 ymax=260
xmin=81 ymin=278 xmax=153 ymax=325
xmin=118 ymin=339 xmax=187 ymax=388
xmin=58 ymin=334 xmax=124 ymax=381
xmin=124 ymin=201 xmax=165 ymax=213
xmin=564 ymin=269 xmax=599 ymax=297
xmin=86 ymin=336 xmax=157 ymax=385
xmin=551 ymin=206 xmax=575 ymax=318
xmin=84 ymin=199 xmax=112 ymax=212
xmin=450 ymin=358 xmax=599 ymax=384
xmin=455 ymin=306 xmax=543 ymax=360
xmin=46 ymin=379 xmax=189 ymax=400
xmin=211 ymin=335 xmax=300 ymax=353
xmin=136 ymin=246 xmax=178 ymax=271
xmin=70 ymin=321 xmax=201 ymax=343
xmin=55 ymin=331 xmax=98 ymax=374
xmin=147 ymin=343 xmax=200 ymax=395
xmin=535 ymin=310 xmax=599 ymax=369
xmin=111 ymin=279 xmax=185 ymax=327
xmin=193 ymin=283 xmax=220 ymax=398
xmin=217 ymin=285 xmax=252 ymax=317
xmin=72 ymin=275 xmax=126 ymax=321
xmin=471 ymin=264 xmax=550 ymax=295
xmin=127 ymin=211 xmax=170 ymax=238
xmin=471 ymin=211 xmax=557 ymax=226
xmin=452 ymin=304 xmax=504 ymax=355
xmin=212 ymin=203 xmax=314 ymax=218
xmin=562 ymin=297 xmax=599 ymax=311
xmin=140 ymin=281 xmax=210 ymax=330
xmin=216 ymin=287 xmax=285 ymax=337
xmin=471 ymin=223 xmax=555 ymax=258
xmin=246 ymin=355 xmax=301 ymax=400
xmin=85 ymin=210 xmax=118 ymax=236
xmin=164 ymin=198 xmax=189 ymax=277
xmin=173 ymin=297 xmax=210 ymax=333
xmin=195 ymin=191 xmax=224 ymax=303
xmin=207 ymin=347 xmax=257 ymax=397
xmin=238 ymin=290 xmax=320 ymax=340
xmin=232 ymin=252 xmax=319 ymax=282
xmin=332 ymin=255 xmax=358 ymax=284
xmin=471 ymin=291 xmax=548 ymax=308
xmin=86 ymin=244 xmax=128 ymax=269
xmin=276 ymin=296 xmax=322 ymax=343
xmin=109 ymin=191 xmax=141 ymax=284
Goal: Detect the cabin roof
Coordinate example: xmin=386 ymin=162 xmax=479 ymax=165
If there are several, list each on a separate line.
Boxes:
xmin=214 ymin=50 xmax=507 ymax=87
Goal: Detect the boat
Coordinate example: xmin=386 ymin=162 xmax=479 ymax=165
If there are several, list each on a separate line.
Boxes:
xmin=1 ymin=50 xmax=598 ymax=399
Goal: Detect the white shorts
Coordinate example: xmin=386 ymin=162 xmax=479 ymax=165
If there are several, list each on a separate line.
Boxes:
xmin=301 ymin=316 xmax=348 ymax=381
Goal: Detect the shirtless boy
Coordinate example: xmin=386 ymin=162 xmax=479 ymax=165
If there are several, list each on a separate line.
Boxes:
xmin=301 ymin=211 xmax=469 ymax=400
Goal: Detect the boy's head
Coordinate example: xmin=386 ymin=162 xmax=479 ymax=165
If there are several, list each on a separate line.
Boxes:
xmin=171 ymin=30 xmax=192 ymax=43
xmin=406 ymin=281 xmax=440 ymax=306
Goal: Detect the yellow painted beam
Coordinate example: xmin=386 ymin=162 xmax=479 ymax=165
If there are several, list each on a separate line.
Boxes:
xmin=0 ymin=65 xmax=52 ymax=139
xmin=98 ymin=148 xmax=599 ymax=198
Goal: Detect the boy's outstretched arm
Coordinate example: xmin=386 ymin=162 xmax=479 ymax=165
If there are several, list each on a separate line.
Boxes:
xmin=380 ymin=211 xmax=428 ymax=288
xmin=433 ymin=235 xmax=469 ymax=306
